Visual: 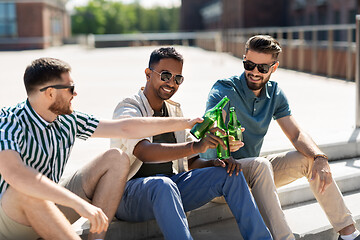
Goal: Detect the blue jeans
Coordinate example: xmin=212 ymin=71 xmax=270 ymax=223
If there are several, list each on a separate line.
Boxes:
xmin=115 ymin=167 xmax=272 ymax=240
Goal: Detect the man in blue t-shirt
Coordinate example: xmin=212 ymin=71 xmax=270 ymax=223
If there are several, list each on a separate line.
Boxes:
xmin=202 ymin=35 xmax=359 ymax=240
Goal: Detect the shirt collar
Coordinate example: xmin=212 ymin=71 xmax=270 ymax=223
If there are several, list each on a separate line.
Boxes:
xmin=240 ymin=72 xmax=270 ymax=100
xmin=24 ymin=99 xmax=59 ymax=131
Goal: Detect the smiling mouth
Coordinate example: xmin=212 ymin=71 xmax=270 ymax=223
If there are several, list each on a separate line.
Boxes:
xmin=161 ymin=86 xmax=173 ymax=93
xmin=248 ymin=74 xmax=262 ymax=82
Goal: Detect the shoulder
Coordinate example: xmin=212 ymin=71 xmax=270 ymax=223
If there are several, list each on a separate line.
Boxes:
xmin=61 ymin=111 xmax=98 ymax=126
xmin=113 ymin=92 xmax=145 ymax=119
xmin=267 ymin=81 xmax=287 ymax=98
xmin=209 ymin=75 xmax=241 ymax=98
xmin=0 ymin=102 xmax=26 ymax=125
xmin=213 ymin=75 xmax=240 ymax=90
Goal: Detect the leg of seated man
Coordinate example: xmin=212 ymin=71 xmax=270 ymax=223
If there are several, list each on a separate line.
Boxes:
xmin=116 ymin=176 xmax=192 ymax=240
xmin=174 ymin=167 xmax=272 ymax=240
xmin=59 ymin=148 xmax=130 ymax=240
xmin=267 ymin=151 xmax=355 ymax=234
xmin=240 ymin=157 xmax=294 ymax=240
xmin=0 ymin=187 xmax=80 ymax=240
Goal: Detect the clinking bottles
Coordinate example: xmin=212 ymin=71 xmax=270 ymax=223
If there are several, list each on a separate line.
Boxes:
xmin=227 ymin=107 xmax=243 ymax=142
xmin=190 ymin=96 xmax=229 ymax=139
xmin=215 ymin=108 xmax=230 ymax=160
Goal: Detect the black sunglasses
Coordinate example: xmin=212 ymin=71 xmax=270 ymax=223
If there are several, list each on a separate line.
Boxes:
xmin=243 ymin=60 xmax=277 ymax=74
xmin=40 ymin=84 xmax=75 ymax=95
xmin=150 ymin=69 xmax=184 ymax=85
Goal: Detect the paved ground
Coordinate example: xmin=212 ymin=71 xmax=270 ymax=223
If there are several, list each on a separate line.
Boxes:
xmin=2 ymin=44 xmax=359 ymax=239
xmin=0 ymin=45 xmax=356 ymax=179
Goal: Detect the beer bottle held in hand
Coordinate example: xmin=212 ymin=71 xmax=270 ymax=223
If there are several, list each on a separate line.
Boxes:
xmin=227 ymin=107 xmax=243 ymax=141
xmin=215 ymin=108 xmax=230 ymax=160
xmin=190 ymin=96 xmax=229 ymax=139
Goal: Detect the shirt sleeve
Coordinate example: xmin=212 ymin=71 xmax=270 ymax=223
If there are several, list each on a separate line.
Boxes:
xmin=110 ymin=98 xmax=151 ymax=159
xmin=74 ymin=111 xmax=100 ymax=140
xmin=0 ymin=112 xmax=21 ymax=153
xmin=273 ymin=87 xmax=292 ymax=120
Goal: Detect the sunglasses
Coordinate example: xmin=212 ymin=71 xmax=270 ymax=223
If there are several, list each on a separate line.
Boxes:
xmin=150 ymin=69 xmax=184 ymax=85
xmin=243 ymin=60 xmax=277 ymax=74
xmin=40 ymin=84 xmax=75 ymax=95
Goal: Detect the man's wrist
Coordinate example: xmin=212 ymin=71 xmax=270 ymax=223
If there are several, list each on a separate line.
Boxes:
xmin=314 ymin=153 xmax=328 ymax=161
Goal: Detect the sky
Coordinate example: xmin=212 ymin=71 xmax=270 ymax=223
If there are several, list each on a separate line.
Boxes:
xmin=66 ymin=0 xmax=181 ymax=10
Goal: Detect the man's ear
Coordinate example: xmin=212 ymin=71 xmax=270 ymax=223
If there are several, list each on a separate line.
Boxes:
xmin=145 ymin=68 xmax=151 ymax=81
xmin=43 ymin=87 xmax=55 ymax=100
xmin=272 ymin=61 xmax=279 ymax=73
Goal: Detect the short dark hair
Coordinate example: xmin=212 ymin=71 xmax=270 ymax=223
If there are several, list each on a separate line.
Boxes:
xmin=24 ymin=57 xmax=71 ymax=95
xmin=245 ymin=35 xmax=282 ymax=59
xmin=148 ymin=47 xmax=184 ymax=69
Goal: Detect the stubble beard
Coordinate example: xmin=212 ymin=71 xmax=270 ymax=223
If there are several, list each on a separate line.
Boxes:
xmin=245 ymin=72 xmax=271 ymax=91
xmin=49 ymin=96 xmax=73 ymax=116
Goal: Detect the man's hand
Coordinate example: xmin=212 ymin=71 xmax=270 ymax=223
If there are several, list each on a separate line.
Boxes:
xmin=310 ymin=157 xmax=332 ymax=194
xmin=188 ymin=117 xmax=205 ymax=129
xmin=193 ymin=127 xmax=227 ymax=153
xmin=212 ymin=157 xmax=242 ymax=176
xmin=228 ymin=127 xmax=245 ymax=152
xmin=74 ymin=200 xmax=109 ymax=234
xmin=228 ymin=135 xmax=244 ymax=152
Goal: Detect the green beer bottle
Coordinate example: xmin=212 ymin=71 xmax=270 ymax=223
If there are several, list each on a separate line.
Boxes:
xmin=190 ymin=96 xmax=229 ymax=139
xmin=215 ymin=108 xmax=231 ymax=159
xmin=227 ymin=107 xmax=243 ymax=141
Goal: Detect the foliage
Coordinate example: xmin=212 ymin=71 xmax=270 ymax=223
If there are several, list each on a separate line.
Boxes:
xmin=71 ymin=0 xmax=180 ymax=34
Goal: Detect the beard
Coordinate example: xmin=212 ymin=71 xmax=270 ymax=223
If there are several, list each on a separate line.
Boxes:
xmin=157 ymin=85 xmax=176 ymax=101
xmin=49 ymin=95 xmax=73 ymax=116
xmin=245 ymin=72 xmax=271 ymax=91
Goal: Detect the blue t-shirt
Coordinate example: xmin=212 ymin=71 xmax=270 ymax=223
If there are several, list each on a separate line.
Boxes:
xmin=201 ymin=72 xmax=291 ymax=159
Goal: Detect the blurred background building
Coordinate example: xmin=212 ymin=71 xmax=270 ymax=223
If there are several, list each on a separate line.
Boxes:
xmin=0 ymin=0 xmax=70 ymax=50
xmin=180 ymin=0 xmax=358 ymax=31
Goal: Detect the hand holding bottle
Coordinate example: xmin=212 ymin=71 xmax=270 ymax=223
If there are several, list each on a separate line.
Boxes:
xmin=192 ymin=127 xmax=228 ymax=153
xmin=228 ymin=130 xmax=245 ymax=152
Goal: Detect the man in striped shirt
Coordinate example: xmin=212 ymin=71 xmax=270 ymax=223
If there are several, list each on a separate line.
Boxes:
xmin=0 ymin=58 xmax=201 ymax=240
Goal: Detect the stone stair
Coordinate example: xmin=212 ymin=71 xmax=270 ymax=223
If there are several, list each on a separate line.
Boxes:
xmin=73 ymin=157 xmax=360 ymax=240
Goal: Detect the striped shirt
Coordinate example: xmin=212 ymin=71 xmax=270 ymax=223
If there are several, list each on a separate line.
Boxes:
xmin=0 ymin=100 xmax=99 ymax=194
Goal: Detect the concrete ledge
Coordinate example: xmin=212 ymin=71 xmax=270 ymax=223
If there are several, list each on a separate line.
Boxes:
xmin=278 ymin=158 xmax=360 ymax=206
xmin=284 ymin=190 xmax=360 ymax=240
xmin=261 ymin=136 xmax=360 ymax=161
xmin=74 ymin=157 xmax=360 ymax=239
xmin=74 ymin=202 xmax=234 ymax=240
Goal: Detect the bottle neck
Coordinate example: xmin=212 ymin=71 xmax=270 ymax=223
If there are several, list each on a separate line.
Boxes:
xmin=216 ymin=110 xmax=226 ymax=129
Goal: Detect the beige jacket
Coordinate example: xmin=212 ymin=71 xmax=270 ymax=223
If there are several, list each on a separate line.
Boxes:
xmin=110 ymin=89 xmax=195 ymax=180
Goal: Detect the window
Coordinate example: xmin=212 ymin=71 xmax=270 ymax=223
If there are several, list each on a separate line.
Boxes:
xmin=0 ymin=2 xmax=17 ymax=37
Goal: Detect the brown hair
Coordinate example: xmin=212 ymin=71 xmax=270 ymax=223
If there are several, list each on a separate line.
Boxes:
xmin=245 ymin=35 xmax=282 ymax=59
xmin=24 ymin=58 xmax=71 ymax=95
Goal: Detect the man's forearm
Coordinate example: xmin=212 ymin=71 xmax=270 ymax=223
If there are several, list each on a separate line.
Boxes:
xmin=188 ymin=157 xmax=214 ymax=170
xmin=134 ymin=141 xmax=197 ymax=162
xmin=0 ymin=150 xmax=84 ymax=210
xmin=292 ymin=132 xmax=324 ymax=159
xmin=93 ymin=117 xmax=198 ymax=139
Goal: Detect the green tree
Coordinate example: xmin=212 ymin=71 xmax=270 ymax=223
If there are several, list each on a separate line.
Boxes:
xmin=71 ymin=0 xmax=107 ymax=34
xmin=71 ymin=0 xmax=180 ymax=34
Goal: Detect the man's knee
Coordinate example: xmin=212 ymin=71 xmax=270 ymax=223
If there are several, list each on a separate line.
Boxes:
xmin=146 ymin=177 xmax=180 ymax=197
xmin=254 ymin=157 xmax=273 ymax=172
xmin=246 ymin=157 xmax=274 ymax=187
xmin=102 ymin=148 xmax=130 ymax=172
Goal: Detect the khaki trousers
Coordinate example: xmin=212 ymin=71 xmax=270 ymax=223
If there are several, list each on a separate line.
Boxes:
xmin=239 ymin=151 xmax=354 ymax=240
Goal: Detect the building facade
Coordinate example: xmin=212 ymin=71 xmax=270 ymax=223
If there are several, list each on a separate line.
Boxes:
xmin=0 ymin=0 xmax=70 ymax=50
xmin=181 ymin=0 xmax=357 ymax=31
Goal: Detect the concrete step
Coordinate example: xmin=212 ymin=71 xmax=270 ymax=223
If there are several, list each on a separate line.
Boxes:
xmin=278 ymin=157 xmax=360 ymax=206
xmin=284 ymin=190 xmax=360 ymax=240
xmin=74 ymin=157 xmax=360 ymax=239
